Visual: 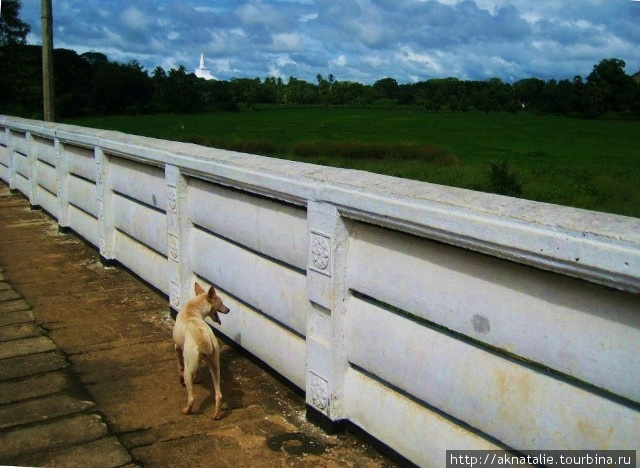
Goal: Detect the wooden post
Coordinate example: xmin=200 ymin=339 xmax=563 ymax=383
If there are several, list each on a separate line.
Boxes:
xmin=41 ymin=0 xmax=55 ymax=122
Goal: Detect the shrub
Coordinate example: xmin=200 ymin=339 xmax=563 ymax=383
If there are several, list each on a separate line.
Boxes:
xmin=228 ymin=139 xmax=285 ymax=156
xmin=525 ymin=150 xmax=549 ymax=158
xmin=293 ymin=140 xmax=456 ymax=164
xmin=180 ymin=135 xmax=211 ymax=146
xmin=487 ymin=159 xmax=522 ymax=197
xmin=179 ymin=135 xmax=284 ymax=156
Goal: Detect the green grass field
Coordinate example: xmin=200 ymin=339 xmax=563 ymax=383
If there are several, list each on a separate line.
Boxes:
xmin=67 ymin=107 xmax=640 ymax=218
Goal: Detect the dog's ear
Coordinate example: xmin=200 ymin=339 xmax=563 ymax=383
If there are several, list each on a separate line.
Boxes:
xmin=194 ymin=282 xmax=205 ymax=295
xmin=207 ymin=286 xmax=216 ymax=301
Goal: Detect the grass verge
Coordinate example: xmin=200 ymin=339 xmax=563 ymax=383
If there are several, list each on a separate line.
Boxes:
xmin=66 ymin=107 xmax=640 ymax=218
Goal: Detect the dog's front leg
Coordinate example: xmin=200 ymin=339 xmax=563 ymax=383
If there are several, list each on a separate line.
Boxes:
xmin=175 ymin=345 xmax=185 ymax=386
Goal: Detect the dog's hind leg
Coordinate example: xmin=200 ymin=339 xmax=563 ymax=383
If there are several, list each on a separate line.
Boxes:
xmin=181 ymin=346 xmax=199 ymax=415
xmin=175 ymin=345 xmax=185 ymax=386
xmin=182 ymin=375 xmax=195 ymax=415
xmin=207 ymin=346 xmax=223 ymax=420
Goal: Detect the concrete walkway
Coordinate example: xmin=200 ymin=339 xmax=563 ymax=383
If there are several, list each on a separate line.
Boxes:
xmin=0 ymin=183 xmax=398 ymax=467
xmin=0 ymin=271 xmax=133 ymax=467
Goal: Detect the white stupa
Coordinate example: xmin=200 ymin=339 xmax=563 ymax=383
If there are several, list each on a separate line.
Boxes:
xmin=195 ymin=53 xmax=215 ymax=80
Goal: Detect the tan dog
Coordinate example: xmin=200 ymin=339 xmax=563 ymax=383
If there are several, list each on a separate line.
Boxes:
xmin=173 ymin=282 xmax=230 ymax=419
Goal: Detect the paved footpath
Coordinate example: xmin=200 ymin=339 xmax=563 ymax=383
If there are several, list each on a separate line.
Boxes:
xmin=0 ymin=182 xmax=399 ymax=468
xmin=0 ymin=268 xmax=133 ymax=467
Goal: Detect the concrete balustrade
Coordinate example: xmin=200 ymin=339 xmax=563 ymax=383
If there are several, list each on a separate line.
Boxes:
xmin=348 ymin=222 xmax=640 ymax=403
xmin=0 ymin=130 xmax=9 ymax=181
xmin=1 ymin=115 xmax=638 ymax=467
xmin=33 ymin=135 xmax=57 ymax=211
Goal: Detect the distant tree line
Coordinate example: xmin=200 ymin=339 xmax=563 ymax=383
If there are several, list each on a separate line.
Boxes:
xmin=1 ymin=42 xmax=638 ymax=120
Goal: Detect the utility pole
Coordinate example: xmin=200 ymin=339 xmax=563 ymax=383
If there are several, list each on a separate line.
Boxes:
xmin=42 ymin=0 xmax=55 ymax=121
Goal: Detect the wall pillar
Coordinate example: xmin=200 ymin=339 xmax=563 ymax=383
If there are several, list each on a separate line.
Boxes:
xmin=165 ymin=164 xmax=192 ymax=315
xmin=305 ymin=201 xmax=349 ymax=428
xmin=55 ymin=139 xmax=70 ymax=231
xmin=95 ymin=147 xmax=115 ymax=265
xmin=7 ymin=129 xmax=16 ymax=191
xmin=26 ymin=132 xmax=40 ymax=209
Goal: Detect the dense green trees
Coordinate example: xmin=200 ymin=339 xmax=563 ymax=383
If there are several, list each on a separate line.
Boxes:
xmin=0 ymin=45 xmax=41 ymax=116
xmin=586 ymin=58 xmax=639 ymax=116
xmin=0 ymin=39 xmax=638 ymax=119
xmin=0 ymin=0 xmax=30 ymax=46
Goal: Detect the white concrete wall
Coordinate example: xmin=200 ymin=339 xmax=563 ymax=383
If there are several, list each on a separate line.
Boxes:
xmin=1 ymin=115 xmax=638 ymax=468
xmin=32 ymin=136 xmax=59 ymax=216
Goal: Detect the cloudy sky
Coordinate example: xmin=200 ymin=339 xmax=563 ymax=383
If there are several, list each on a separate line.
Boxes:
xmin=19 ymin=0 xmax=640 ymax=84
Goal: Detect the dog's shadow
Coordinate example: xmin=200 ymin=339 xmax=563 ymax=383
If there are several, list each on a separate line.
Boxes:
xmin=193 ymin=343 xmax=245 ymax=419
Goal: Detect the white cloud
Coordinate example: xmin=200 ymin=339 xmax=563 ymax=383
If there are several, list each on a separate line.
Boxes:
xmin=276 ymin=55 xmax=295 ymax=67
xmin=333 ymin=54 xmax=348 ymax=67
xmin=18 ymin=0 xmax=640 ymax=83
xmin=299 ymin=13 xmax=318 ymax=22
xmin=398 ymin=46 xmax=444 ymax=74
xmin=120 ymin=6 xmax=151 ymax=31
xmin=211 ymin=58 xmax=238 ymax=74
xmin=271 ymin=32 xmax=304 ymax=51
xmin=362 ymin=55 xmax=387 ymax=69
xmin=194 ymin=6 xmax=219 ymax=13
xmin=236 ymin=1 xmax=288 ymax=29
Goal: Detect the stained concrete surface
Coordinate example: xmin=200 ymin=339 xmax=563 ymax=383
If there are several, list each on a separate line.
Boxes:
xmin=0 ymin=183 xmax=400 ymax=467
